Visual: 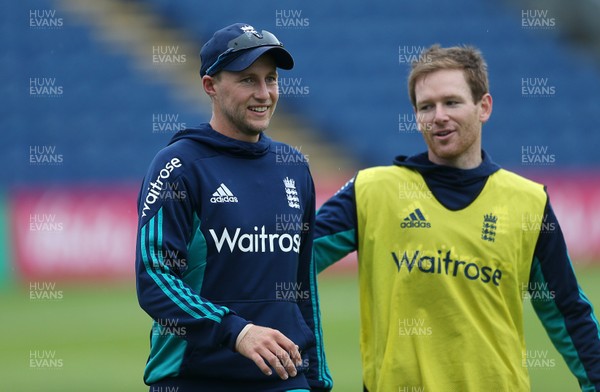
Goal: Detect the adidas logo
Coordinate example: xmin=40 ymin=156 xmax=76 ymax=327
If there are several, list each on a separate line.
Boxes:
xmin=400 ymin=208 xmax=431 ymax=228
xmin=210 ymin=183 xmax=238 ymax=203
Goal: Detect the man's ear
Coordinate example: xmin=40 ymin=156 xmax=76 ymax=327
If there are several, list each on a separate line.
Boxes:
xmin=202 ymin=75 xmax=217 ymax=97
xmin=479 ymin=93 xmax=493 ymax=123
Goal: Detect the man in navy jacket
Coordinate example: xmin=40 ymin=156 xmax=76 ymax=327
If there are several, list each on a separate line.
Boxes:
xmin=135 ymin=23 xmax=332 ymax=392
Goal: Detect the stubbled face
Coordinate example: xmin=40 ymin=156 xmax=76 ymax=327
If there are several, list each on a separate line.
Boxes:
xmin=205 ymin=55 xmax=279 ymax=142
xmin=414 ymin=69 xmax=492 ymax=169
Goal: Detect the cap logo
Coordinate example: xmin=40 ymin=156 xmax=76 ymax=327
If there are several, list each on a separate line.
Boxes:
xmin=240 ymin=25 xmax=263 ymax=39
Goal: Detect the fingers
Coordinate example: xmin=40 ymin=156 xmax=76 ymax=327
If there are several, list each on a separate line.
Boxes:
xmin=288 ymin=344 xmax=303 ymax=367
xmin=249 ymin=352 xmax=275 ymax=377
xmin=264 ymin=346 xmax=295 ymax=379
xmin=253 ymin=328 xmax=298 ymax=380
xmin=273 ymin=345 xmax=299 ymax=380
xmin=235 ymin=325 xmax=303 ymax=380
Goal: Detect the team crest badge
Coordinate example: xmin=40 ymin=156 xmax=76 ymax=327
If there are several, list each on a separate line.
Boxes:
xmin=481 ymin=213 xmax=498 ymax=242
xmin=283 ymin=177 xmax=300 ymax=209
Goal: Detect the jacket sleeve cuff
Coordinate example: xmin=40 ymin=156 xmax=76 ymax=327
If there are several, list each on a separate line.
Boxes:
xmin=234 ymin=323 xmax=255 ymax=351
xmin=218 ymin=314 xmax=252 ymax=350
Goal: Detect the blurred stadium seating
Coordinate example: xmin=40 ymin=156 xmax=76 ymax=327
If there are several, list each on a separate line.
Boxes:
xmin=106 ymin=0 xmax=600 ymax=168
xmin=2 ymin=1 xmax=202 ymax=185
xmin=4 ymin=0 xmax=600 ymax=188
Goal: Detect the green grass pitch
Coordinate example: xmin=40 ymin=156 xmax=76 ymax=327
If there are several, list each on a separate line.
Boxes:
xmin=1 ymin=267 xmax=598 ymax=391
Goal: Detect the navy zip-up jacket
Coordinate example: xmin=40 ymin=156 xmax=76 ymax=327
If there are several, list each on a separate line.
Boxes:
xmin=135 ymin=124 xmax=333 ymax=391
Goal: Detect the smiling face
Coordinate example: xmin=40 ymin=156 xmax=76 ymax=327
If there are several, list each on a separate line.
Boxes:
xmin=414 ymin=68 xmax=493 ymax=169
xmin=203 ymin=54 xmax=279 ymax=142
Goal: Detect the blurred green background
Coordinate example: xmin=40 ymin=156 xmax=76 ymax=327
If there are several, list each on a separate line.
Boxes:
xmin=2 ymin=269 xmax=597 ymax=391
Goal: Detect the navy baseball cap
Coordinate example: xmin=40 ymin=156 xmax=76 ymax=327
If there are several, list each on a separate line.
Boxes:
xmin=200 ymin=23 xmax=294 ymax=77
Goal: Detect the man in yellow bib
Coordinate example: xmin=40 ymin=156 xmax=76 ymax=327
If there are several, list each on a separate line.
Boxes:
xmin=314 ymin=45 xmax=600 ymax=391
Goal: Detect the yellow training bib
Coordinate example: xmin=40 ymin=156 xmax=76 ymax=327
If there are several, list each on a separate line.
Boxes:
xmin=354 ymin=166 xmax=546 ymax=392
